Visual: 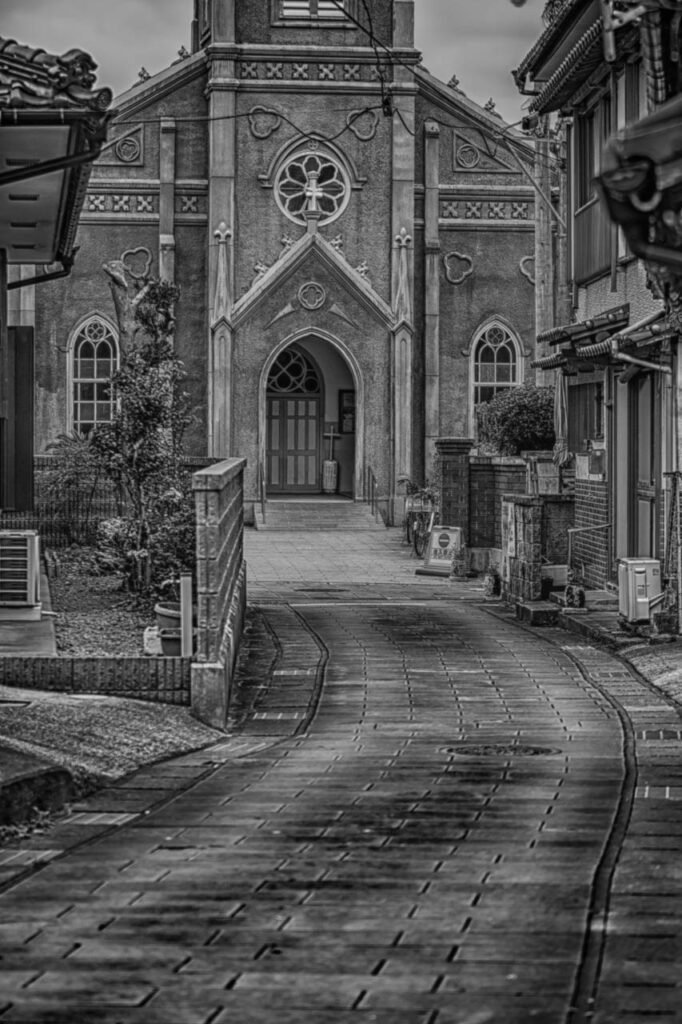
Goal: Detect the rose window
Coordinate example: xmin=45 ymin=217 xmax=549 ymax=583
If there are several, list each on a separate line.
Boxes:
xmin=275 ymin=151 xmax=349 ymax=225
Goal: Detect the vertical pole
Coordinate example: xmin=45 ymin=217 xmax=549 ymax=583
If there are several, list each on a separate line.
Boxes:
xmin=424 ymin=121 xmax=441 ymax=469
xmin=180 ymin=573 xmax=193 ymax=657
xmin=0 ymin=250 xmax=8 ymax=509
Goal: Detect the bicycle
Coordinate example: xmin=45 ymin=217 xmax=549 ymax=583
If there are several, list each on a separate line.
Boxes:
xmin=401 ymin=480 xmax=440 ymax=550
xmin=412 ymin=507 xmax=436 ymax=558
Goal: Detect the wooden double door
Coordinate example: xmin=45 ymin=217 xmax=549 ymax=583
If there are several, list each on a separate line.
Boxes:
xmin=266 ymin=395 xmax=320 ymax=492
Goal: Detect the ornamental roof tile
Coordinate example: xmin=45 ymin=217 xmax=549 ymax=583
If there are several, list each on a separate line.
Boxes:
xmin=0 ymin=36 xmax=112 ymax=113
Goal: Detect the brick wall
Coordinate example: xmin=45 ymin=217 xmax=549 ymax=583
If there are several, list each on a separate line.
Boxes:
xmin=573 ymin=476 xmax=610 ymax=587
xmin=469 ymin=457 xmax=527 ymax=549
xmin=191 ymin=458 xmax=247 ymax=728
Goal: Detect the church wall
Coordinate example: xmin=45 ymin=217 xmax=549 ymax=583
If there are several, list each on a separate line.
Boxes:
xmin=437 ymin=226 xmax=536 ymax=438
xmin=232 ymin=259 xmax=392 ymax=504
xmin=233 ymin=91 xmax=393 ymax=306
xmin=32 ymin=69 xmax=211 ymax=456
xmin=235 ymin=2 xmax=393 ymax=47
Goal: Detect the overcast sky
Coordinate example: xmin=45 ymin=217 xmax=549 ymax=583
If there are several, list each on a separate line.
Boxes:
xmin=3 ymin=0 xmax=545 ymax=124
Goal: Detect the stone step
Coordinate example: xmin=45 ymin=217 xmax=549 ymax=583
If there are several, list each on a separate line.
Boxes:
xmin=254 ymin=501 xmax=384 ymax=531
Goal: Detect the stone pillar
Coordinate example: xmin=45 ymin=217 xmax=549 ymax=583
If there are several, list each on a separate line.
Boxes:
xmin=424 ymin=121 xmax=441 ymax=470
xmin=435 ymin=438 xmax=474 ymax=540
xmin=159 ymin=118 xmax=176 ymax=284
xmin=503 ymin=495 xmax=543 ymax=603
xmin=391 ymin=0 xmax=416 ymax=499
xmin=207 ymin=25 xmax=237 ymax=458
xmin=0 ymin=250 xmax=7 ymax=506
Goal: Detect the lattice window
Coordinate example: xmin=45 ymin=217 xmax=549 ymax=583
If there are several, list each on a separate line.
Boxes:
xmin=275 ymin=149 xmax=348 ymax=225
xmin=472 ymin=322 xmax=520 ymax=410
xmin=279 ymin=0 xmax=348 ymax=18
xmin=268 ymin=348 xmax=320 ymax=395
xmin=72 ymin=318 xmax=118 ymax=435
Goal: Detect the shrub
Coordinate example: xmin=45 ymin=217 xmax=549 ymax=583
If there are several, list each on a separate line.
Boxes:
xmin=477 ymin=384 xmax=555 ymax=456
xmin=89 ymin=279 xmax=193 ymax=594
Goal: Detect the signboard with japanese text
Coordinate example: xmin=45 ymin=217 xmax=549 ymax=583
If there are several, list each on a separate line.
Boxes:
xmin=422 ymin=526 xmax=463 ymax=576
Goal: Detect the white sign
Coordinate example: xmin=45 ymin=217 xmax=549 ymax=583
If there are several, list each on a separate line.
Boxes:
xmin=424 ymin=526 xmax=462 ymax=573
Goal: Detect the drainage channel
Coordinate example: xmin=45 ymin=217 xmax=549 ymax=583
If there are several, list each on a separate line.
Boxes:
xmin=480 ymin=604 xmax=639 ymax=1024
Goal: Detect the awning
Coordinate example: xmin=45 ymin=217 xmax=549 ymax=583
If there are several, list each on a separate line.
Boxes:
xmin=531 ymin=353 xmax=568 ymax=370
xmin=538 ymin=304 xmax=630 ymax=347
xmin=579 ymin=310 xmax=667 ymax=358
xmin=529 ymin=20 xmax=604 ymax=115
xmin=0 ymin=36 xmax=112 ymax=266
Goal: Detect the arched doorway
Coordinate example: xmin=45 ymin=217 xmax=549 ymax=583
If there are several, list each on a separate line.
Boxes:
xmin=263 ymin=335 xmax=360 ymax=497
xmin=266 ymin=345 xmax=323 ymax=492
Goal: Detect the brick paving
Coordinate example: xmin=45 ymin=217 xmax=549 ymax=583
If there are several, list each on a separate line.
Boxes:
xmin=0 ymin=529 xmax=680 ymax=1022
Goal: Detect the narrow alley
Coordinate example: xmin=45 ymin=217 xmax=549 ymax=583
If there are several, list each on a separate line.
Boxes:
xmin=0 ymin=529 xmax=681 ymax=1023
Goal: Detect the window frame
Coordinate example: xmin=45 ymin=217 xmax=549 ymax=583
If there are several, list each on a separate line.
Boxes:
xmin=271 ymin=0 xmax=357 ymax=26
xmin=69 ymin=315 xmax=119 ymax=437
xmin=469 ymin=320 xmax=523 ymax=436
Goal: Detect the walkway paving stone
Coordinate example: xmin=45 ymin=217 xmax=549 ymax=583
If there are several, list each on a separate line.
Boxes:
xmin=0 ymin=529 xmax=681 ymax=1021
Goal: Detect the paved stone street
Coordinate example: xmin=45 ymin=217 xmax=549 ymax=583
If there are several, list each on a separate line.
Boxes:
xmin=0 ymin=528 xmax=681 ymax=1022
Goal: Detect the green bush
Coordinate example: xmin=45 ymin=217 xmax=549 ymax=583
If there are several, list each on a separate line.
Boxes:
xmin=477 ymin=384 xmax=555 ymax=456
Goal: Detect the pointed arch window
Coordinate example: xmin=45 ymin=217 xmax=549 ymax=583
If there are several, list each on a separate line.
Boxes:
xmin=472 ymin=322 xmax=521 ymax=410
xmin=72 ymin=317 xmax=119 ymax=435
xmin=267 ymin=347 xmax=321 ymax=395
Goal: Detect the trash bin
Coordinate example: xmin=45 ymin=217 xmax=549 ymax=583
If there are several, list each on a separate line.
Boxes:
xmin=322 ymin=459 xmax=338 ymax=493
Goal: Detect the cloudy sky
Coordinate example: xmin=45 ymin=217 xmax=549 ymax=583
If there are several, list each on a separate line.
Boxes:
xmin=3 ymin=0 xmax=545 ymax=123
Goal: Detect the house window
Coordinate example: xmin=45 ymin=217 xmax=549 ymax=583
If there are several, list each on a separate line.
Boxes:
xmin=277 ymin=0 xmax=349 ymax=19
xmin=472 ymin=322 xmax=521 ymax=414
xmin=72 ymin=317 xmax=118 ymax=436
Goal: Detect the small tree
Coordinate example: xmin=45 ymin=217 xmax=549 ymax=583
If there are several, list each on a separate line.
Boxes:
xmin=90 ymin=280 xmax=193 ymax=592
xmin=477 ymin=384 xmax=555 ymax=456
xmin=42 ymin=431 xmax=109 ymax=544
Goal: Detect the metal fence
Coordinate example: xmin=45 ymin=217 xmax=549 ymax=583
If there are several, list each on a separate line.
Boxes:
xmin=0 ymin=456 xmax=214 ymax=548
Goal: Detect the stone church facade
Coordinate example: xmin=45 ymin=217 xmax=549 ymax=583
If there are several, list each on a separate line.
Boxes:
xmin=25 ymin=0 xmax=537 ymax=522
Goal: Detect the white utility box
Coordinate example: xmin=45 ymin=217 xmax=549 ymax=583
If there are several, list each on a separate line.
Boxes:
xmin=0 ymin=530 xmax=41 ymax=621
xmin=618 ymin=557 xmax=662 ymax=623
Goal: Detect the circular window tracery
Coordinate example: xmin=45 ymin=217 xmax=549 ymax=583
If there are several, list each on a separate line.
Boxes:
xmin=267 ymin=348 xmax=321 ymax=395
xmin=275 ymin=150 xmax=349 ymax=225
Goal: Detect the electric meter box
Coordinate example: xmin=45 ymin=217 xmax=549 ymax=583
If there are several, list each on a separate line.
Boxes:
xmin=618 ymin=558 xmax=661 ymax=623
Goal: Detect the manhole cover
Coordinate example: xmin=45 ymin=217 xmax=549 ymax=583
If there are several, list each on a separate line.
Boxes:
xmin=441 ymin=744 xmax=562 ymax=757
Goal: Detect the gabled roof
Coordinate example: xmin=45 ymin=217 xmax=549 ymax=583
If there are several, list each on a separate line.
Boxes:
xmin=112 ymin=50 xmax=206 ymax=118
xmin=415 ymin=66 xmax=534 ymax=167
xmin=514 ymin=0 xmax=593 ymax=88
xmin=232 ymin=230 xmax=395 ymax=330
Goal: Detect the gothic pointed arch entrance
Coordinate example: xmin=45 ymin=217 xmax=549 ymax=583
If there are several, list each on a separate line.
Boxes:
xmin=262 ymin=332 xmax=361 ymax=498
xmin=266 ymin=345 xmax=323 ymax=492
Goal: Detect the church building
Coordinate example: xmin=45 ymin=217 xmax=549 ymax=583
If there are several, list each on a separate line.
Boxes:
xmin=20 ymin=0 xmax=538 ymax=522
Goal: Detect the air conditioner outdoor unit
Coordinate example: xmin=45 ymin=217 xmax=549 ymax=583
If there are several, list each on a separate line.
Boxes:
xmin=0 ymin=530 xmax=41 ymax=621
xmin=618 ymin=557 xmax=662 ymax=623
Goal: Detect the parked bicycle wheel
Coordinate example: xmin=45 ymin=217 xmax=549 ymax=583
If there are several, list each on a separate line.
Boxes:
xmin=405 ymin=511 xmax=415 ymax=545
xmin=413 ymin=512 xmax=428 ymax=558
